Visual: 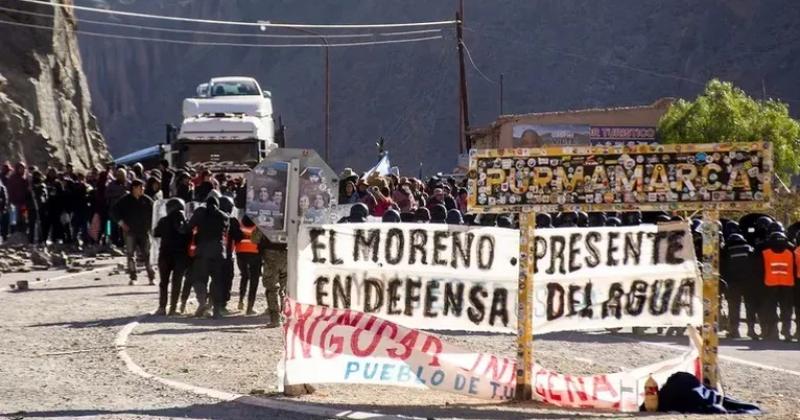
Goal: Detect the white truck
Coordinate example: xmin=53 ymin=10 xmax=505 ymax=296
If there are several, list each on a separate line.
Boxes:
xmin=173 ymin=76 xmax=280 ymax=172
xmin=116 ymin=76 xmax=282 ymax=172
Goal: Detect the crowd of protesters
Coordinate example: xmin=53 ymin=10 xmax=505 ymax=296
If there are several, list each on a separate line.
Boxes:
xmin=1 ymin=159 xmax=799 ymax=339
xmin=0 ymin=160 xmax=247 ymax=248
xmin=335 ymin=168 xmax=800 ymax=342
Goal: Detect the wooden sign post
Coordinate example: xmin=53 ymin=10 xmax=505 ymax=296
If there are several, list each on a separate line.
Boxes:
xmin=516 ymin=210 xmax=535 ymax=400
xmin=467 ymin=142 xmax=773 ymax=398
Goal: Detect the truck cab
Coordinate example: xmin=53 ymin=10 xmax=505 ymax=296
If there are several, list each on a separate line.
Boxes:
xmin=173 ymin=77 xmax=278 ymax=171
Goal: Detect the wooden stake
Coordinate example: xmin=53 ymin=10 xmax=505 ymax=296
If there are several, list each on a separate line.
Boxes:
xmin=701 ymin=209 xmax=720 ymax=388
xmin=515 ymin=210 xmax=535 ymax=400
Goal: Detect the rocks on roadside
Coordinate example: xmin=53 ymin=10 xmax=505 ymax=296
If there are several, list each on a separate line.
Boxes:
xmin=283 ymin=384 xmax=316 ymax=397
xmin=30 ymin=248 xmax=52 ymax=268
xmin=0 ymin=242 xmax=119 ymax=273
xmin=50 ymin=252 xmax=69 ymax=267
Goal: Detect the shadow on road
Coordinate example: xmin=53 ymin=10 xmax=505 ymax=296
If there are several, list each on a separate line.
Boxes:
xmin=0 ymin=400 xmax=291 ymax=420
xmin=27 ymin=315 xmax=141 ymax=329
xmin=537 ymin=330 xmax=798 ymax=351
xmin=26 ymin=284 xmax=118 ymax=292
xmin=2 ymin=398 xmax=629 ymax=420
xmin=137 ymin=325 xmax=264 ymax=336
xmin=105 ymin=291 xmax=158 ymax=297
xmin=248 ymin=396 xmax=630 ymax=420
xmin=141 ymin=313 xmax=269 ymax=328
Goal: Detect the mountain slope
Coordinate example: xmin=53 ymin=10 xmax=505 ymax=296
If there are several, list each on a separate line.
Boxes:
xmin=0 ymin=0 xmax=110 ymax=170
xmin=76 ymin=0 xmax=800 ymax=172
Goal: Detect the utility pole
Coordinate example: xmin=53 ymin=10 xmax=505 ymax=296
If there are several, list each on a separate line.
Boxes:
xmin=456 ymin=0 xmax=471 ymax=153
xmin=499 ymin=73 xmax=504 ymax=115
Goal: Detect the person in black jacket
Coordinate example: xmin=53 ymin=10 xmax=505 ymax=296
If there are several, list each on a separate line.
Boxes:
xmin=27 ymin=171 xmax=48 ymax=244
xmin=113 ymin=179 xmax=155 ymax=285
xmin=174 ymin=171 xmax=194 ymax=203
xmin=185 ymin=194 xmax=230 ymax=318
xmin=159 ymin=160 xmax=174 ymax=199
xmin=218 ymin=196 xmax=243 ymax=315
xmin=721 ymin=234 xmax=760 ymax=340
xmin=153 ymin=198 xmax=190 ymax=315
xmin=0 ymin=179 xmax=8 ymax=242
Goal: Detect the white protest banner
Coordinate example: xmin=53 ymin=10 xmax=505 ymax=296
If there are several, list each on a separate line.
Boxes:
xmin=282 ymin=298 xmax=700 ymax=412
xmin=532 ymin=223 xmax=702 ymax=334
xmin=296 ymin=223 xmax=519 ymax=332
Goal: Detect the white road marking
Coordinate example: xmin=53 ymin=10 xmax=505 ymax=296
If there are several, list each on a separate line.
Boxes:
xmin=115 ymin=316 xmax=411 ymax=419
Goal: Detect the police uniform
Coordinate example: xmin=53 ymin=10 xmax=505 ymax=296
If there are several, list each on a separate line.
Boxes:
xmin=720 ymin=234 xmax=759 ymax=339
xmin=760 ymin=238 xmax=795 ymax=340
xmin=253 ymin=227 xmax=287 ymax=326
xmin=235 ymin=223 xmax=263 ymax=314
xmin=185 ymin=196 xmax=230 ymax=318
xmin=153 ymin=203 xmax=190 ymax=315
xmin=179 ymin=227 xmax=198 ymax=313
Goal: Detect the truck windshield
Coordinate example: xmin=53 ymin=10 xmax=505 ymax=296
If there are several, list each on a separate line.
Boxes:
xmin=209 ymin=81 xmax=259 ymax=97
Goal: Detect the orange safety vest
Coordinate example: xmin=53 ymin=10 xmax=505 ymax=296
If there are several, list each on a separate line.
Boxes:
xmin=188 ymin=227 xmax=198 ymax=258
xmin=235 ymin=225 xmax=259 ymax=254
xmin=763 ymin=249 xmax=795 ymax=287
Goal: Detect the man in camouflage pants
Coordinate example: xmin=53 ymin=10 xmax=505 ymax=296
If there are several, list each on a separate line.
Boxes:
xmin=253 ymin=228 xmax=287 ymax=327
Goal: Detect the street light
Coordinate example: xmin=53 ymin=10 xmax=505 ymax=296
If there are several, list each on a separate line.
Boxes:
xmin=259 ymin=21 xmax=331 ymax=164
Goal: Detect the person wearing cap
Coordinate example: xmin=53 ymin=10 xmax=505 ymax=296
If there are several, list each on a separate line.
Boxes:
xmin=219 ymin=195 xmax=243 ymax=315
xmin=496 ymin=214 xmax=514 ymax=228
xmin=153 ymin=198 xmax=190 ymax=316
xmin=536 ymin=213 xmax=552 ymax=228
xmin=175 ymin=171 xmax=194 ymax=203
xmin=355 ymin=178 xmax=370 ymax=200
xmin=430 ymin=204 xmax=447 ymax=224
xmin=721 ymin=233 xmax=760 ymax=339
xmin=339 ymin=167 xmax=358 ymax=184
xmin=414 ymin=207 xmax=430 ymax=223
xmin=345 ymin=203 xmax=369 ymax=223
xmin=105 ymin=168 xmax=129 ymax=247
xmin=112 ymin=179 xmax=155 ymax=285
xmin=757 ymin=232 xmax=795 ymax=340
xmin=159 ymin=159 xmax=174 ymax=198
xmin=144 ymin=176 xmax=163 ymax=200
xmin=382 ymin=209 xmax=401 ymax=223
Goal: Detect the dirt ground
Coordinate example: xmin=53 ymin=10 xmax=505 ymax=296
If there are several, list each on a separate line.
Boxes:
xmin=2 ymin=260 xmax=798 ymax=419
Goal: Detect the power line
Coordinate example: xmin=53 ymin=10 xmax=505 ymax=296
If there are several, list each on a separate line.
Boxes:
xmin=0 ymin=18 xmax=444 ymax=48
xmin=460 ymin=40 xmax=495 ymax=84
xmin=17 ymin=0 xmax=458 ymax=30
xmin=0 ymin=5 xmax=442 ymax=39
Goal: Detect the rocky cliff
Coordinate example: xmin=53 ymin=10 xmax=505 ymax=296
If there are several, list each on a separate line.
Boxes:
xmin=0 ymin=0 xmax=110 ymax=171
xmin=77 ymin=0 xmax=800 ymax=172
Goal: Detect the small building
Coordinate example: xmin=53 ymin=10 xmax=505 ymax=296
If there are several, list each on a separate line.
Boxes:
xmin=470 ymin=98 xmax=674 ymax=150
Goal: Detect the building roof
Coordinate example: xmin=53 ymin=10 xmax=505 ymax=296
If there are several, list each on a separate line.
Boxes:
xmin=494 ymin=97 xmax=675 ymax=126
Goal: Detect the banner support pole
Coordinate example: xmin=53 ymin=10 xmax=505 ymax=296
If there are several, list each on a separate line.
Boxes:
xmin=515 ymin=210 xmax=535 ymax=400
xmin=701 ymin=209 xmax=720 ymax=388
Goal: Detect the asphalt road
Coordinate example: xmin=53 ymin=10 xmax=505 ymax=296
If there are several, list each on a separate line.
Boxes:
xmin=2 ymin=261 xmax=798 ymax=419
xmin=0 ymin=263 xmax=319 ymax=420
